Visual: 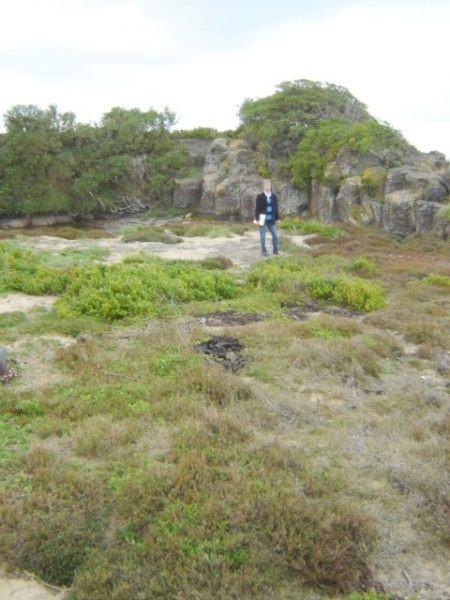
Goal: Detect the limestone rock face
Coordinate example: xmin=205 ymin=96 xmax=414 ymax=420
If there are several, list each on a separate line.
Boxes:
xmin=310 ymin=151 xmax=449 ymax=235
xmin=200 ymin=138 xmax=258 ymax=219
xmin=381 ymin=166 xmax=449 ymax=235
xmin=335 ymin=147 xmax=385 ymax=176
xmin=173 ymin=178 xmax=202 ymax=208
xmin=199 ymin=138 xmax=307 ymax=220
xmin=174 ymin=137 xmax=449 ymax=233
xmin=0 ymin=345 xmax=8 ymax=376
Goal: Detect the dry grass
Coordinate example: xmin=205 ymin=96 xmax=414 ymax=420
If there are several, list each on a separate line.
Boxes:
xmin=0 ymin=227 xmax=449 ymax=600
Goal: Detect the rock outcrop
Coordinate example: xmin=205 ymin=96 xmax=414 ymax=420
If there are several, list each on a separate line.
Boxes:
xmin=1 ymin=137 xmax=446 ymax=236
xmin=0 ymin=345 xmax=8 ymax=377
xmin=313 ymin=148 xmax=450 ymax=236
xmin=177 ymin=138 xmax=308 ymax=221
xmin=175 ymin=138 xmax=449 ymax=235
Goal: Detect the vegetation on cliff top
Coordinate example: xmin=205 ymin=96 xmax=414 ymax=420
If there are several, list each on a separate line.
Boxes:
xmin=0 ymin=80 xmax=416 ymax=218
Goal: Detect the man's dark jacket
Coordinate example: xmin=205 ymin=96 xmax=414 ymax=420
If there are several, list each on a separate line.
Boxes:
xmin=254 ymin=192 xmax=280 ymax=222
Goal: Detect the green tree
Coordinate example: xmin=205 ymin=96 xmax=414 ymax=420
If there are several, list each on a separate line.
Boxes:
xmin=0 ymin=104 xmax=185 ymax=218
xmin=0 ymin=105 xmax=76 ymax=216
xmin=238 ymin=79 xmax=372 ymax=156
xmin=289 ymin=117 xmax=413 ymax=190
xmin=70 ymin=106 xmax=185 ymax=213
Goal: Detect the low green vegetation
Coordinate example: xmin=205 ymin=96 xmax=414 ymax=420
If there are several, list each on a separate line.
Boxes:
xmin=121 ymin=225 xmax=182 ymax=244
xmin=279 ymin=217 xmax=341 ymax=238
xmin=245 ymin=254 xmax=385 ymax=311
xmin=1 ymin=234 xmax=385 ymax=321
xmin=289 ymin=117 xmax=409 ymax=190
xmin=55 ymin=259 xmax=240 ymax=320
xmin=0 ymin=226 xmax=449 ymax=600
xmin=421 ymin=273 xmax=450 ymax=287
xmin=347 ymin=590 xmax=417 ymax=600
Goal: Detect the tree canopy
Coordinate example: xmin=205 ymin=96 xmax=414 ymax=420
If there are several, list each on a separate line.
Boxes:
xmin=237 ymin=79 xmax=373 ymax=155
xmin=288 ymin=117 xmax=412 ymax=190
xmin=0 ymin=104 xmax=184 ymax=217
xmin=0 ymin=81 xmax=418 ymax=217
xmin=237 ymin=79 xmax=414 ymax=186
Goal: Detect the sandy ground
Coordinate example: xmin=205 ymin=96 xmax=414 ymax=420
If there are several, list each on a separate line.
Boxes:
xmin=0 ymin=569 xmax=68 ymax=600
xmin=8 ymin=229 xmax=312 ymax=268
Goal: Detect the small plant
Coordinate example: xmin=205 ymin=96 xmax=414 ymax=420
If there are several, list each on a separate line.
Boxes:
xmin=122 ymin=225 xmax=182 ymax=244
xmin=347 ymin=590 xmax=418 ymax=600
xmin=200 ymin=255 xmax=233 ymax=270
xmin=347 ymin=590 xmax=393 ymax=600
xmin=332 ymin=277 xmax=385 ymax=311
xmin=346 ymin=255 xmax=377 ymax=274
xmin=421 ymin=273 xmax=450 ymax=287
xmin=280 ymin=217 xmax=341 ymax=238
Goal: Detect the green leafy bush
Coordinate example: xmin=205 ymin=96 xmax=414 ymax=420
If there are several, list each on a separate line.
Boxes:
xmin=346 ymin=255 xmax=377 ymax=274
xmin=246 ymin=258 xmax=385 ymax=312
xmin=332 ymin=277 xmax=385 ymax=311
xmin=121 ymin=226 xmax=182 ymax=244
xmin=55 ymin=260 xmax=239 ymax=320
xmin=421 ymin=273 xmax=450 ymax=287
xmin=280 ymin=217 xmax=341 ymax=238
xmin=289 ymin=116 xmax=410 ymax=189
xmin=0 ymin=243 xmax=73 ymax=294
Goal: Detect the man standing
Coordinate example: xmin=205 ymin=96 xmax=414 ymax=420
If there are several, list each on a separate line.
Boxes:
xmin=254 ymin=179 xmax=280 ymax=256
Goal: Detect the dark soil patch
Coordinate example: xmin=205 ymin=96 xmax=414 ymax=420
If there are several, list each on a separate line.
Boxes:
xmin=194 ymin=335 xmax=247 ymax=371
xmin=280 ymin=299 xmax=362 ymax=320
xmin=195 ymin=310 xmax=265 ymax=327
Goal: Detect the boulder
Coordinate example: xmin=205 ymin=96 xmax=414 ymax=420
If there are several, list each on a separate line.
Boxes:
xmin=335 ymin=147 xmax=385 ymax=177
xmin=382 ymin=190 xmax=418 ymax=236
xmin=382 ymin=166 xmax=449 ymax=235
xmin=0 ymin=345 xmax=8 ymax=376
xmin=310 ymin=181 xmax=337 ymax=223
xmin=173 ymin=178 xmax=202 ymax=208
xmin=199 ymin=138 xmax=306 ymax=220
xmin=310 ymin=152 xmax=449 ymax=234
xmin=172 ymin=138 xmax=449 ymax=232
xmin=416 ymin=201 xmax=443 ymax=232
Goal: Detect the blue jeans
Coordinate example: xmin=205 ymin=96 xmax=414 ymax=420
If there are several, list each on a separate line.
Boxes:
xmin=259 ymin=220 xmax=278 ymax=254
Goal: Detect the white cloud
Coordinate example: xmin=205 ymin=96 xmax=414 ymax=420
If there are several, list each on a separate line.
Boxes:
xmin=1 ymin=0 xmax=449 ymax=157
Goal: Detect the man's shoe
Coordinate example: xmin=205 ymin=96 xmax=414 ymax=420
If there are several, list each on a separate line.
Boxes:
xmin=262 ymin=252 xmax=268 ymax=257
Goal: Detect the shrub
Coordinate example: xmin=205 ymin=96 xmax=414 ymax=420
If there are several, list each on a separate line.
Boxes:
xmin=122 ymin=226 xmax=182 ymax=244
xmin=346 ymin=255 xmax=377 ymax=275
xmin=280 ymin=217 xmax=341 ymax=238
xmin=200 ymin=255 xmax=234 ymax=270
xmin=332 ymin=277 xmax=385 ymax=311
xmin=421 ymin=273 xmax=450 ymax=287
xmin=55 ymin=260 xmax=240 ymax=320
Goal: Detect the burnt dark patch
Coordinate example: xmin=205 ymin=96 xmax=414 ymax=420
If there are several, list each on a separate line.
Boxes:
xmin=194 ymin=335 xmax=247 ymax=371
xmin=280 ymin=300 xmax=361 ymax=320
xmin=195 ymin=310 xmax=264 ymax=326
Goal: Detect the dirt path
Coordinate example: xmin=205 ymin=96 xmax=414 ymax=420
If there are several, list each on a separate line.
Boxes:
xmin=9 ymin=229 xmax=312 ymax=268
xmin=0 ymin=568 xmax=68 ymax=600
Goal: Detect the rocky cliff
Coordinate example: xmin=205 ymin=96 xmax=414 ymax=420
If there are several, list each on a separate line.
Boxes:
xmin=175 ymin=138 xmax=450 ymax=236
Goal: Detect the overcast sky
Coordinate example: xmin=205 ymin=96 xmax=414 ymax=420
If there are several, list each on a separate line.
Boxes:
xmin=2 ymin=0 xmax=449 ymax=158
